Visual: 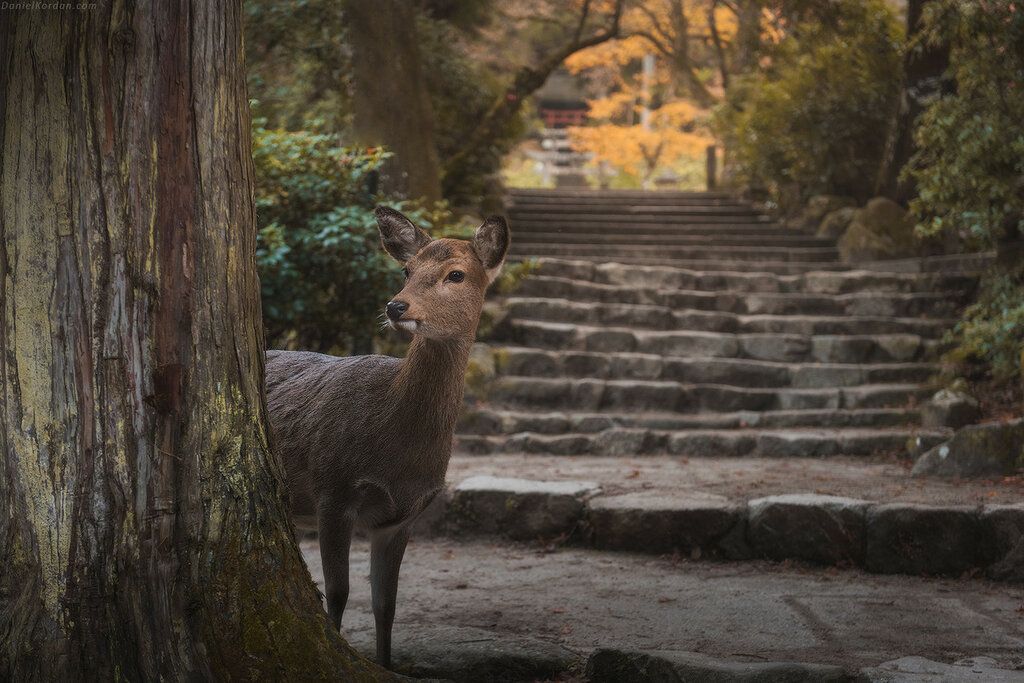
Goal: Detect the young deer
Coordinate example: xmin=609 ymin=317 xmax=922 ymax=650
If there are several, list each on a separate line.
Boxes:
xmin=265 ymin=206 xmax=510 ymax=668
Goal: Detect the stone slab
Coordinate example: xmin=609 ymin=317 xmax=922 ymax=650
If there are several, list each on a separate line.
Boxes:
xmin=862 ymin=656 xmax=1024 ymax=682
xmin=587 ymin=491 xmax=742 ymax=555
xmin=865 ymin=504 xmax=989 ymax=576
xmin=748 ymin=494 xmax=868 ymax=565
xmin=586 ymin=648 xmax=853 ymax=682
xmin=447 ymin=476 xmax=599 ymax=541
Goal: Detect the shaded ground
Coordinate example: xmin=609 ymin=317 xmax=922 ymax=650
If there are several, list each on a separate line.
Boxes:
xmin=447 ymin=454 xmax=1024 ymax=505
xmin=303 ymin=537 xmax=1024 ymax=673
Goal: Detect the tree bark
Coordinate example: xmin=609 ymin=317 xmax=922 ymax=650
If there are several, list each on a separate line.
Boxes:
xmin=346 ymin=0 xmax=444 ymax=203
xmin=874 ymin=0 xmax=951 ymax=204
xmin=0 ymin=4 xmax=390 ymax=680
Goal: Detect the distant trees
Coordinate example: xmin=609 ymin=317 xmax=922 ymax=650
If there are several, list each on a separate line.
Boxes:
xmin=245 ymin=0 xmax=624 ymax=206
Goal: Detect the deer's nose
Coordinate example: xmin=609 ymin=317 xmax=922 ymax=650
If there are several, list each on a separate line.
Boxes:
xmin=386 ymin=300 xmax=409 ymax=321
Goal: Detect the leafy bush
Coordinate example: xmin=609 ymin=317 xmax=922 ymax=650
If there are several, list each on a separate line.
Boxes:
xmin=253 ymin=124 xmax=449 ymax=354
xmin=715 ymin=0 xmax=902 ymax=204
xmin=908 ymin=1 xmax=1024 ymax=249
xmin=944 ymin=270 xmax=1024 ymax=386
xmin=907 ymin=2 xmax=1024 ymax=392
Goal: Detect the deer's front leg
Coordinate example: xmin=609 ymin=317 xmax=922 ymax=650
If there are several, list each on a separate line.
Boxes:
xmin=318 ymin=501 xmax=355 ymax=631
xmin=369 ymin=525 xmax=411 ymax=668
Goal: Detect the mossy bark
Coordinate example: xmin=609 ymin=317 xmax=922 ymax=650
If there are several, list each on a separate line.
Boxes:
xmin=0 ymin=4 xmax=393 ymax=680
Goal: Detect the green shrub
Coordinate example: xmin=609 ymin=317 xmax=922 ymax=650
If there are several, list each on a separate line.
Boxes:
xmin=716 ymin=0 xmax=902 ymax=204
xmin=908 ymin=1 xmax=1024 ymax=249
xmin=253 ymin=124 xmax=449 ymax=353
xmin=944 ymin=271 xmax=1024 ymax=386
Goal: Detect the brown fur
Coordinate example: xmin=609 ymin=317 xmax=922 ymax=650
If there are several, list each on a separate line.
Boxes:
xmin=265 ymin=206 xmax=509 ymax=668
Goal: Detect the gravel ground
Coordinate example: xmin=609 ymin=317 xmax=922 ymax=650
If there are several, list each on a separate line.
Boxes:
xmin=302 ymin=536 xmax=1024 ymax=673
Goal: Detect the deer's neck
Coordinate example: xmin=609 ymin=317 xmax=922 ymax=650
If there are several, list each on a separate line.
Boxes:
xmin=388 ymin=336 xmax=472 ymax=450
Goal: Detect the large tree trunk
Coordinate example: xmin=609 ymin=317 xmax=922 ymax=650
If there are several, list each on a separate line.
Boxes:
xmin=874 ymin=0 xmax=951 ymax=204
xmin=346 ymin=0 xmax=443 ymax=203
xmin=0 ymin=4 xmax=389 ymax=680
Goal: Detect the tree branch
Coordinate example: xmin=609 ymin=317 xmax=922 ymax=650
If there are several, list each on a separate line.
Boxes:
xmin=442 ymin=0 xmax=625 ymax=195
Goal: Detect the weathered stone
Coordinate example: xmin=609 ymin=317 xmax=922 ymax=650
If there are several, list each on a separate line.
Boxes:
xmin=913 ymin=418 xmax=1024 ymax=478
xmin=983 ymin=504 xmax=1024 ymax=582
xmin=449 ymin=476 xmax=599 ymax=540
xmin=586 ymin=649 xmax=851 ymax=683
xmin=920 ymin=389 xmax=981 ymax=430
xmin=668 ymin=431 xmax=757 ymax=457
xmin=838 ymin=197 xmax=919 ymax=262
xmin=349 ymin=624 xmax=579 ymax=682
xmin=861 ymin=656 xmax=1024 ymax=682
xmin=865 ymin=504 xmax=989 ymax=576
xmin=817 ymin=206 xmax=857 ymax=239
xmin=587 ymin=492 xmax=741 ymax=554
xmin=748 ymin=494 xmax=868 ymax=565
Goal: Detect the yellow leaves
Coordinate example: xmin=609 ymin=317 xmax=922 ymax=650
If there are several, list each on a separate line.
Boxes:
xmin=568 ymin=123 xmax=712 ymax=179
xmin=565 ymin=35 xmax=650 ymax=73
xmin=585 ymin=91 xmax=636 ymax=120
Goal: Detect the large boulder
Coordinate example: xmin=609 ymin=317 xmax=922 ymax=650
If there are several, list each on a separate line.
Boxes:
xmin=837 ymin=197 xmax=919 ymax=262
xmin=912 ymin=418 xmax=1024 ymax=478
xmin=816 ymin=206 xmax=857 ymax=239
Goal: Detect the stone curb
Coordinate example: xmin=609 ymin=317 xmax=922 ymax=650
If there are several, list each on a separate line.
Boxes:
xmin=426 ymin=479 xmax=1024 ymax=582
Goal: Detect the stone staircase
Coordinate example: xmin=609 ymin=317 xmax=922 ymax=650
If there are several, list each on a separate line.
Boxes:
xmin=457 ymin=188 xmax=981 ymax=459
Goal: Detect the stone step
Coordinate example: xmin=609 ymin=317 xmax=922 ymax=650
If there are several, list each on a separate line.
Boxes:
xmin=508 ymin=204 xmax=765 ymax=216
xmin=458 ymin=407 xmax=923 ymax=434
xmin=489 ymin=347 xmax=939 ymax=387
xmin=485 ymin=376 xmax=932 ymax=412
xmin=455 ymin=427 xmax=946 ymax=457
xmin=509 ymin=242 xmax=840 ymax=263
xmin=503 ymin=230 xmax=833 ymax=248
xmin=526 ymin=258 xmax=978 ymax=294
xmin=498 ymin=321 xmax=936 ymax=363
xmin=500 ymin=298 xmax=951 ymax=337
xmin=510 ymin=221 xmax=798 ymax=237
xmin=507 ymin=188 xmax=734 ymax=202
xmin=512 ymin=278 xmax=964 ymax=317
xmin=519 ymin=256 xmax=854 ymax=274
xmin=510 ymin=214 xmax=775 ymax=226
xmin=429 ymin=470 xmax=1023 ymax=581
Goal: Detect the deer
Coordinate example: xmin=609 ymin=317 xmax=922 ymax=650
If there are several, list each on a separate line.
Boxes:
xmin=264 ymin=206 xmax=510 ymax=668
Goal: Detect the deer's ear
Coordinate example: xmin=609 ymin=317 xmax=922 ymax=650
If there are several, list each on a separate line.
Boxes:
xmin=375 ymin=206 xmax=432 ymax=262
xmin=471 ymin=215 xmax=510 ymax=285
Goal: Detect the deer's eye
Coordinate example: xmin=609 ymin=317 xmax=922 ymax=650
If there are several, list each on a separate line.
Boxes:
xmin=446 ymin=270 xmax=465 ymax=283
xmin=402 ymin=267 xmax=410 ymax=279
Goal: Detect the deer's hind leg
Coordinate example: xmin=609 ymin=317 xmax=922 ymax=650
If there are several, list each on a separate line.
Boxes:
xmin=369 ymin=524 xmax=411 ymax=668
xmin=318 ymin=498 xmax=356 ymax=631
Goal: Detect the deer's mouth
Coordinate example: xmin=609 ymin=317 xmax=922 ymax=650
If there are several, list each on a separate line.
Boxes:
xmin=391 ymin=319 xmax=420 ymax=333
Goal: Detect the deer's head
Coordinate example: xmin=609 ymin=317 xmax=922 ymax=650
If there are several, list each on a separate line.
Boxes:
xmin=375 ymin=206 xmax=510 ymax=342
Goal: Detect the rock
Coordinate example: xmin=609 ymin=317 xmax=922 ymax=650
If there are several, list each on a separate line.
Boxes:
xmin=865 ymin=504 xmax=990 ymax=576
xmin=861 ymin=656 xmax=1024 ymax=682
xmin=790 ymin=195 xmax=857 ymax=232
xmin=817 ymin=206 xmax=857 ymax=239
xmin=912 ymin=418 xmax=1024 ymax=478
xmin=587 ymin=492 xmax=742 ymax=555
xmin=983 ymin=504 xmax=1024 ymax=582
xmin=348 ymin=624 xmax=579 ymax=682
xmin=447 ymin=476 xmax=599 ymax=541
xmin=586 ymin=649 xmax=851 ymax=683
xmin=748 ymin=494 xmax=869 ymax=566
xmin=920 ymin=389 xmax=981 ymax=430
xmin=838 ymin=197 xmax=919 ymax=263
